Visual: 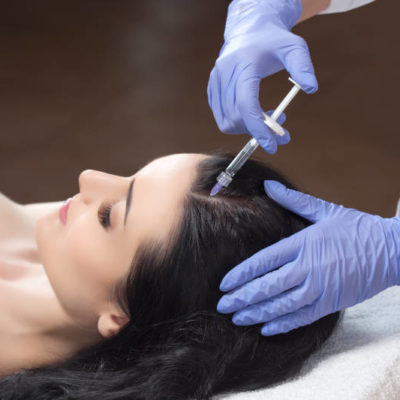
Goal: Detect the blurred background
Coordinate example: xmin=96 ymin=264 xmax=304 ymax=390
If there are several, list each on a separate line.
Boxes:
xmin=0 ymin=0 xmax=398 ymax=216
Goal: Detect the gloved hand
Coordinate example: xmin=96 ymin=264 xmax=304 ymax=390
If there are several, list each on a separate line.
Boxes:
xmin=217 ymin=180 xmax=400 ymax=336
xmin=207 ymin=0 xmax=318 ymax=154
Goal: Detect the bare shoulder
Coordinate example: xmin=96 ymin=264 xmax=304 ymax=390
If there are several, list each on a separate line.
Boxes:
xmin=0 ymin=192 xmax=20 ymax=208
xmin=0 ymin=192 xmax=63 ymax=225
xmin=0 ymin=192 xmax=25 ymax=221
xmin=23 ymin=201 xmax=64 ymax=223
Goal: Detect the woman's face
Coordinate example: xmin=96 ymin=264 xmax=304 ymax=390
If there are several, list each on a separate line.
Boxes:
xmin=35 ymin=153 xmax=206 ymax=338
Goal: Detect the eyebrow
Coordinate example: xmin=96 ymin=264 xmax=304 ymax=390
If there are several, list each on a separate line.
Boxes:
xmin=124 ymin=177 xmax=135 ymax=228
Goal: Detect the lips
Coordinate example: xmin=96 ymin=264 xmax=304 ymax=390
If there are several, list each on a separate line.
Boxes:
xmin=59 ymin=197 xmax=72 ymax=225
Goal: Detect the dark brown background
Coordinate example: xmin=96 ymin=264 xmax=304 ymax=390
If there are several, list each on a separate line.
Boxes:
xmin=1 ymin=0 xmax=399 ymax=216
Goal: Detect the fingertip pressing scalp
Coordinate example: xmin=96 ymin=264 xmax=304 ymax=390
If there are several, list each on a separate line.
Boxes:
xmin=264 ymin=180 xmax=284 ymax=197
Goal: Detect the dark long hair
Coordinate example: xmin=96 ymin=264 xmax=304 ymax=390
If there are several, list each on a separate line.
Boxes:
xmin=0 ymin=154 xmax=341 ymax=399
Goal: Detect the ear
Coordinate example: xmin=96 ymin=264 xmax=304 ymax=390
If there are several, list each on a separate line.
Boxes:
xmin=97 ymin=309 xmax=129 ymax=339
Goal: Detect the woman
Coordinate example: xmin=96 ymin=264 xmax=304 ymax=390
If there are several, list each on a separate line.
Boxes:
xmin=0 ymin=153 xmax=341 ymax=399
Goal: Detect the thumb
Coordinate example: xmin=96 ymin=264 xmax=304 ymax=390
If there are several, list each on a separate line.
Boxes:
xmin=282 ymin=37 xmax=318 ymax=94
xmin=264 ymin=180 xmax=342 ymax=223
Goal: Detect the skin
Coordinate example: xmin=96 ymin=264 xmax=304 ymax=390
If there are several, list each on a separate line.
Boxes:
xmin=12 ymin=153 xmax=206 ymax=370
xmin=298 ymin=0 xmax=331 ymax=23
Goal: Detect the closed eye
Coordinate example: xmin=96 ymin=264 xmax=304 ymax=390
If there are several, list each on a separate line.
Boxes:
xmin=98 ymin=201 xmax=113 ymax=229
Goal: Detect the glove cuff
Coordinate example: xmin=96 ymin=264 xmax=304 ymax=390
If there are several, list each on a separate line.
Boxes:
xmin=276 ymin=0 xmax=303 ymax=30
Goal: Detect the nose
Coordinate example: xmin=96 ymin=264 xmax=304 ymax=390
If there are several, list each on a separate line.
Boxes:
xmin=78 ymin=169 xmax=127 ymax=204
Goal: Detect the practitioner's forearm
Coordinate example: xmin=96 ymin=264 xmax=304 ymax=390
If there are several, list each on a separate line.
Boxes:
xmin=297 ymin=0 xmax=331 ymax=23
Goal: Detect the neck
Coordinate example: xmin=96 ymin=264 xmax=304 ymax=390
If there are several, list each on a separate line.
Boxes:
xmin=0 ymin=274 xmax=102 ymax=377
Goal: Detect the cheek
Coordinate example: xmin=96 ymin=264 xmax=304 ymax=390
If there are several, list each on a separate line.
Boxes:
xmin=35 ymin=212 xmax=118 ymax=325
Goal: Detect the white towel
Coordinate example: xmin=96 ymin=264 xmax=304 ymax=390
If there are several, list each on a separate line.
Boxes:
xmin=215 ymin=285 xmax=400 ymax=400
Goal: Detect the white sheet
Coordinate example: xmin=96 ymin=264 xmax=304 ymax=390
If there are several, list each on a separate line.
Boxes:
xmin=319 ymin=0 xmax=375 ymax=14
xmin=215 ymin=285 xmax=400 ymax=400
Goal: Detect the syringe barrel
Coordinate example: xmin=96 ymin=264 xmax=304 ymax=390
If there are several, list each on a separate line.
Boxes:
xmin=211 ymin=78 xmax=303 ymax=195
xmin=226 ymin=138 xmax=259 ymax=176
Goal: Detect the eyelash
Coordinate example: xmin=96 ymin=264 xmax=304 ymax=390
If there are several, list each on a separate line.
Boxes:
xmin=98 ymin=202 xmax=113 ymax=229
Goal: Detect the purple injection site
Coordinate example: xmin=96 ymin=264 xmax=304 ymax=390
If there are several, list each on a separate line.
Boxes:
xmin=210 ymin=182 xmax=223 ymax=197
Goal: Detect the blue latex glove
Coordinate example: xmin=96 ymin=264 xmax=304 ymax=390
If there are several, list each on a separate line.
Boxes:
xmin=207 ymin=0 xmax=318 ymax=154
xmin=217 ymin=180 xmax=400 ymax=336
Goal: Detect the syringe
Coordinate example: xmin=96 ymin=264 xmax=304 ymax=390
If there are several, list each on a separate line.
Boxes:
xmin=210 ymin=78 xmax=304 ymax=197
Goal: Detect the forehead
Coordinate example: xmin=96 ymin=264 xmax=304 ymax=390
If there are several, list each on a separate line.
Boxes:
xmin=138 ymin=153 xmax=205 ymax=179
xmin=127 ymin=153 xmax=207 ymax=246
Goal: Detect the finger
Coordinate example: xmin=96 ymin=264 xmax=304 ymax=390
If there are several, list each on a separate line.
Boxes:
xmin=263 ymin=180 xmax=342 ymax=223
xmin=232 ymin=283 xmax=313 ymax=325
xmin=281 ymin=37 xmax=318 ymax=94
xmin=264 ymin=110 xmax=291 ymax=146
xmin=219 ymin=63 xmax=247 ymax=133
xmin=265 ymin=109 xmax=286 ymax=125
xmin=207 ymin=68 xmax=214 ymax=109
xmin=219 ymin=234 xmax=302 ymax=292
xmin=275 ymin=127 xmax=291 ymax=145
xmin=217 ymin=261 xmax=307 ymax=314
xmin=207 ymin=67 xmax=225 ymax=131
xmin=260 ymin=303 xmax=320 ymax=336
xmin=236 ymin=69 xmax=278 ymax=154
